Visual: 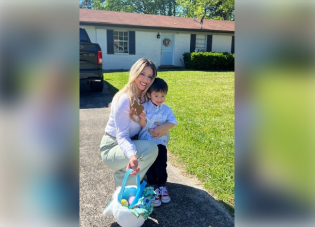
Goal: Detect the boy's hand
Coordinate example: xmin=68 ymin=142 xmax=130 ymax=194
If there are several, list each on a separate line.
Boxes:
xmin=139 ymin=111 xmax=146 ymax=119
xmin=149 ymin=122 xmax=163 ymax=138
xmin=149 ymin=122 xmax=175 ymax=138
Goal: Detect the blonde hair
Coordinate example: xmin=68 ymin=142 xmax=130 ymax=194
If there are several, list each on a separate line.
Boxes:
xmin=113 ymin=58 xmax=157 ymax=121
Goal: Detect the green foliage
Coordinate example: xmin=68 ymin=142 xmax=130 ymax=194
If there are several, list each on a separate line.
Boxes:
xmin=86 ymin=0 xmax=234 ymax=20
xmin=91 ymin=0 xmax=106 ymax=10
xmin=91 ymin=0 xmax=178 ymax=15
xmin=155 ymin=0 xmax=177 ymax=16
xmin=176 ymin=0 xmax=234 ymax=20
xmin=80 ymin=0 xmax=94 ymax=9
xmin=183 ymin=52 xmax=193 ymax=69
xmin=183 ymin=52 xmax=234 ymax=71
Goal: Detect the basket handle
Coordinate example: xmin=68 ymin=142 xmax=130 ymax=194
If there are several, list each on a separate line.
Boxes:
xmin=129 ymin=179 xmax=146 ymax=209
xmin=117 ymin=169 xmax=141 ymax=203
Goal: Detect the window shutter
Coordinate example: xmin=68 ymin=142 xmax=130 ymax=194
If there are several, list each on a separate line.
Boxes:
xmin=129 ymin=31 xmax=135 ymax=55
xmin=107 ymin=30 xmax=114 ymax=54
xmin=190 ymin=34 xmax=196 ymax=53
xmin=206 ymin=35 xmax=212 ymax=52
xmin=231 ymin=36 xmax=235 ymax=53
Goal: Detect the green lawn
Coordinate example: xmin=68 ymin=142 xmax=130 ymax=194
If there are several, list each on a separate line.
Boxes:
xmin=104 ymin=70 xmax=235 ymax=215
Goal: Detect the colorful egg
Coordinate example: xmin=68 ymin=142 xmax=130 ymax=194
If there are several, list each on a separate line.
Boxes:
xmin=121 ymin=199 xmax=128 ymax=207
xmin=128 ymin=196 xmax=135 ymax=205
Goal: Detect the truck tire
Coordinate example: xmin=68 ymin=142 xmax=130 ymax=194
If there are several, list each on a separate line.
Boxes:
xmin=90 ymin=78 xmax=104 ymax=92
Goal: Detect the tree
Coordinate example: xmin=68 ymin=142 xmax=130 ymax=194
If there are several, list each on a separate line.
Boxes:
xmin=176 ymin=0 xmax=234 ymax=21
xmin=90 ymin=0 xmax=106 ymax=10
xmin=89 ymin=0 xmax=178 ymax=16
xmin=83 ymin=0 xmax=234 ymax=21
xmin=80 ymin=0 xmax=94 ymax=9
xmin=130 ymin=0 xmax=159 ymax=14
xmin=211 ymin=0 xmax=234 ymax=20
xmin=154 ymin=0 xmax=178 ymax=16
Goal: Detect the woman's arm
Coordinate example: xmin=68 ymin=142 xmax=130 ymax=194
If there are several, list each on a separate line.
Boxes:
xmin=114 ymin=95 xmax=138 ymax=159
xmin=114 ymin=95 xmax=141 ymax=175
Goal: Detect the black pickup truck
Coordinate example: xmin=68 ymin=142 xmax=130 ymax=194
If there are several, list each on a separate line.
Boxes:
xmin=80 ymin=27 xmax=103 ymax=92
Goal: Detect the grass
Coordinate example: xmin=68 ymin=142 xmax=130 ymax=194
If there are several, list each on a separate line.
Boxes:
xmin=103 ymin=70 xmax=235 ymax=215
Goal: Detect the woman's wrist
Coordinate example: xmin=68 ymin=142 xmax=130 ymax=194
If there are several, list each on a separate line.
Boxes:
xmin=126 ymin=150 xmax=136 ymax=159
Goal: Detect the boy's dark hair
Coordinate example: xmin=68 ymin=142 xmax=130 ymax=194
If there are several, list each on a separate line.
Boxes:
xmin=147 ymin=77 xmax=168 ymax=94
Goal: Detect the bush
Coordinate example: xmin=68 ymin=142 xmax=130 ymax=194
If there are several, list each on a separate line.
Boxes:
xmin=183 ymin=52 xmax=192 ymax=69
xmin=183 ymin=52 xmax=234 ymax=71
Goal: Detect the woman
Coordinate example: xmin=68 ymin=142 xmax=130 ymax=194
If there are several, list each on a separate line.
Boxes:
xmin=100 ymin=58 xmax=172 ymax=186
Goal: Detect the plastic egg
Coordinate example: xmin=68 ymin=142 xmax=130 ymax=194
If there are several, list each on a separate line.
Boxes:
xmin=128 ymin=196 xmax=135 ymax=205
xmin=121 ymin=199 xmax=128 ymax=207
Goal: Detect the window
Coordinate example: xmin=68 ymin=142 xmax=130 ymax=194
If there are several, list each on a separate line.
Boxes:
xmin=195 ymin=35 xmax=206 ymax=52
xmin=107 ymin=30 xmax=135 ymax=55
xmin=80 ymin=28 xmax=90 ymax=43
xmin=114 ymin=31 xmax=128 ymax=53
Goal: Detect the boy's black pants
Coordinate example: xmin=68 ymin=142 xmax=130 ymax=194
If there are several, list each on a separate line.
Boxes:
xmin=146 ymin=144 xmax=167 ymax=186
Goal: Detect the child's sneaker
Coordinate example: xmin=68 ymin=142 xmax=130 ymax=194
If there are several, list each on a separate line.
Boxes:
xmin=159 ymin=186 xmax=171 ymax=203
xmin=153 ymin=188 xmax=161 ymax=207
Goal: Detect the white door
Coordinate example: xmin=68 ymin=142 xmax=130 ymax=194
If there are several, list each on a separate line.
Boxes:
xmin=160 ymin=34 xmax=174 ymax=65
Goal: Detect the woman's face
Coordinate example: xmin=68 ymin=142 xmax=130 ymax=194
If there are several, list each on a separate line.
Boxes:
xmin=134 ymin=66 xmax=154 ymax=92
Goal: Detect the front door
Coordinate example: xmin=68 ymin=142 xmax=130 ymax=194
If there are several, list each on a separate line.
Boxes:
xmin=160 ymin=34 xmax=174 ymax=65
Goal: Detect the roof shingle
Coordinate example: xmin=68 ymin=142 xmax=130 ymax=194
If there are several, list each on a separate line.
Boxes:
xmin=80 ymin=9 xmax=234 ymax=33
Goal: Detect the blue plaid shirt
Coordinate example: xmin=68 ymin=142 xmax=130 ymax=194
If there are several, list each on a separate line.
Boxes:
xmin=139 ymin=100 xmax=177 ymax=146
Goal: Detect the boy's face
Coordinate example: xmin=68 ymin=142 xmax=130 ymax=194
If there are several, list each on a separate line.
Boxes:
xmin=148 ymin=91 xmax=166 ymax=106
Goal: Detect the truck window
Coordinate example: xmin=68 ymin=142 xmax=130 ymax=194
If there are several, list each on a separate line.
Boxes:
xmin=80 ymin=28 xmax=91 ymax=43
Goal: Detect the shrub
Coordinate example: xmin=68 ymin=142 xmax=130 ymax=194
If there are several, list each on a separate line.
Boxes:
xmin=183 ymin=52 xmax=192 ymax=69
xmin=183 ymin=52 xmax=234 ymax=71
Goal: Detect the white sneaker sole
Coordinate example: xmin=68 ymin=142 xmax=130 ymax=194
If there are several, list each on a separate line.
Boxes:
xmin=161 ymin=197 xmax=171 ymax=203
xmin=153 ymin=200 xmax=161 ymax=207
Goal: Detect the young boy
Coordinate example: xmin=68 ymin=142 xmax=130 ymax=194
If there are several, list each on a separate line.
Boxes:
xmin=138 ymin=78 xmax=177 ymax=207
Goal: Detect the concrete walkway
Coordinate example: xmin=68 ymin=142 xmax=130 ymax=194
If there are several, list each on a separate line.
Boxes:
xmin=80 ymin=82 xmax=234 ymax=227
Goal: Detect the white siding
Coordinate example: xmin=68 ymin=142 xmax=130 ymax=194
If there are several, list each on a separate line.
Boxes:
xmin=80 ymin=25 xmax=234 ymax=70
xmin=96 ymin=28 xmax=107 ymax=69
xmin=212 ymin=35 xmax=232 ymax=53
xmin=173 ymin=33 xmax=190 ymax=67
xmin=135 ymin=31 xmax=161 ymax=67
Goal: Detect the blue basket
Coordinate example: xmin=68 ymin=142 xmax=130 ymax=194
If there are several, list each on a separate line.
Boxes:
xmin=117 ymin=169 xmax=147 ymax=209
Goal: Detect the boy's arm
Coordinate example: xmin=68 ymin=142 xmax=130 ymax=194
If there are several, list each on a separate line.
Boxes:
xmin=149 ymin=122 xmax=175 ymax=139
xmin=149 ymin=107 xmax=177 ymax=138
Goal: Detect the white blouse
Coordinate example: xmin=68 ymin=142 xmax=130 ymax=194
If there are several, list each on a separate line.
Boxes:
xmin=105 ymin=93 xmax=141 ymax=159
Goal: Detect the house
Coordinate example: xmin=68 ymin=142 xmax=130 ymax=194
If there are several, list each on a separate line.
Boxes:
xmin=80 ymin=9 xmax=235 ymax=70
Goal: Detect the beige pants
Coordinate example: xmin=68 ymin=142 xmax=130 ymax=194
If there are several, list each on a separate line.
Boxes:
xmin=100 ymin=134 xmax=158 ymax=186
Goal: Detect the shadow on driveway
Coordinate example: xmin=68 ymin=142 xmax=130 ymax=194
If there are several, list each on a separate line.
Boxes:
xmin=108 ymin=182 xmax=234 ymax=227
xmin=80 ymin=81 xmax=112 ymax=109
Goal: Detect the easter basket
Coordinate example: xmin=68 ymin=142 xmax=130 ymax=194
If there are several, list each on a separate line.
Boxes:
xmin=103 ymin=169 xmax=156 ymax=227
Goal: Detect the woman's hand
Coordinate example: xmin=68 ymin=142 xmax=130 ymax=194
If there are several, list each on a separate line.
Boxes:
xmin=126 ymin=155 xmax=140 ymax=176
xmin=149 ymin=122 xmax=175 ymax=139
xmin=139 ymin=111 xmax=146 ymax=119
xmin=139 ymin=111 xmax=147 ymax=127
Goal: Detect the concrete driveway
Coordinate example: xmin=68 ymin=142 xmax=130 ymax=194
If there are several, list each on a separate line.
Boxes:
xmin=80 ymin=81 xmax=234 ymax=227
